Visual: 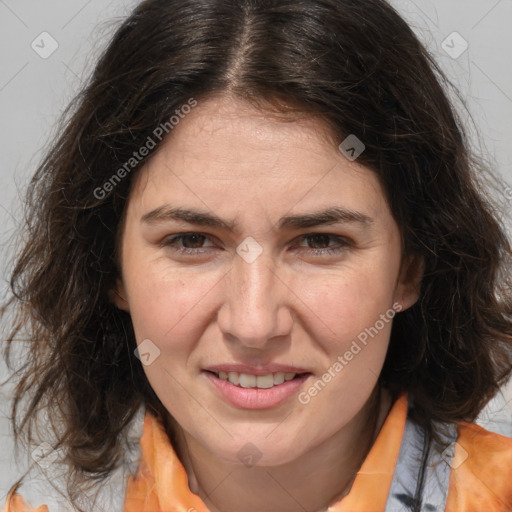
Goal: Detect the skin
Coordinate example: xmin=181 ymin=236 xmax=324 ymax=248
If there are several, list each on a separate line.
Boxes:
xmin=113 ymin=93 xmax=422 ymax=512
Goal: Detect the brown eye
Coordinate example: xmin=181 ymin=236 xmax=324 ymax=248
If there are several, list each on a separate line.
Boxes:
xmin=297 ymin=234 xmax=350 ymax=256
xmin=305 ymin=234 xmax=332 ymax=249
xmin=160 ymin=233 xmax=215 ymax=254
xmin=177 ymin=233 xmax=207 ymax=248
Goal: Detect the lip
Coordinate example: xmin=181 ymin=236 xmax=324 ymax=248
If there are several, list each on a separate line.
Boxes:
xmin=203 ymin=363 xmax=310 ymax=376
xmin=203 ymin=370 xmax=312 ymax=410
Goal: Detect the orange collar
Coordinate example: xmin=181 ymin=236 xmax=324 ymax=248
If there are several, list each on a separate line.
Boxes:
xmin=124 ymin=393 xmax=408 ymax=512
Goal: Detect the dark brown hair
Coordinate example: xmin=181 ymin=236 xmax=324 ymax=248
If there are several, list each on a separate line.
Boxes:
xmin=3 ymin=0 xmax=512 ymax=507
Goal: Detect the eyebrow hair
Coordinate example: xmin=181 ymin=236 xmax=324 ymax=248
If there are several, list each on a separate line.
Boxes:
xmin=141 ymin=205 xmax=373 ymax=232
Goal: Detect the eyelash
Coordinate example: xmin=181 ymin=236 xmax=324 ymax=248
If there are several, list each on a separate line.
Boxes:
xmin=160 ymin=232 xmax=351 ymax=257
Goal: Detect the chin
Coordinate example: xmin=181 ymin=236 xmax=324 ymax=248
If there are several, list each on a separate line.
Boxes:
xmin=205 ymin=434 xmax=306 ymax=468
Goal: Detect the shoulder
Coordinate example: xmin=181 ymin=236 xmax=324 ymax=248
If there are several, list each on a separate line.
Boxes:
xmin=3 ymin=484 xmax=48 ymax=512
xmin=446 ymin=421 xmax=512 ymax=511
xmin=3 ymin=407 xmax=146 ymax=512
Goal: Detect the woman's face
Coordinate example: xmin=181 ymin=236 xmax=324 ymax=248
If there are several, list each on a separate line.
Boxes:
xmin=114 ymin=94 xmax=420 ymax=466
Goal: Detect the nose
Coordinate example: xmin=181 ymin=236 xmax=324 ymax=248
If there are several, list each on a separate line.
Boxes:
xmin=217 ymin=250 xmax=294 ymax=349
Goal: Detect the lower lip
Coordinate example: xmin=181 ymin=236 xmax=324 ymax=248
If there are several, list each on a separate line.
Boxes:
xmin=203 ymin=371 xmax=311 ymax=410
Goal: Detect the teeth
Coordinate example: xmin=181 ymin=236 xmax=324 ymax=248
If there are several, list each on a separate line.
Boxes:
xmin=256 ymin=374 xmax=274 ymax=388
xmin=273 ymin=372 xmax=285 ymax=385
xmin=215 ymin=371 xmax=300 ymax=388
xmin=227 ymin=371 xmax=239 ymax=385
xmin=239 ymin=373 xmax=256 ymax=388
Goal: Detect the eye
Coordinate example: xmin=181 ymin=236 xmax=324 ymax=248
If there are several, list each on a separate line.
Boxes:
xmin=159 ymin=232 xmax=351 ymax=258
xmin=160 ymin=232 xmax=216 ymax=255
xmin=295 ymin=233 xmax=351 ymax=256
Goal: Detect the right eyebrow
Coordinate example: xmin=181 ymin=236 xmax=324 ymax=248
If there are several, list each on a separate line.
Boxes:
xmin=141 ymin=205 xmax=236 ymax=231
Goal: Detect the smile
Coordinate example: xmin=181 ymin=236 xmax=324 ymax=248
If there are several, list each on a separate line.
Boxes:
xmin=213 ymin=370 xmax=302 ymax=389
xmin=203 ymin=370 xmax=312 ymax=409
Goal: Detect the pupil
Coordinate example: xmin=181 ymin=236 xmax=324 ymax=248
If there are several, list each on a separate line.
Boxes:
xmin=184 ymin=234 xmax=205 ymax=248
xmin=308 ymin=234 xmax=329 ymax=249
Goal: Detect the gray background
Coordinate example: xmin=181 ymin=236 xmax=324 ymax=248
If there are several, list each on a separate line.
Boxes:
xmin=1 ymin=0 xmax=512 ymax=500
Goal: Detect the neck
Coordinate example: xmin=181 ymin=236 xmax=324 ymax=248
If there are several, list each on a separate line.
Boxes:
xmin=167 ymin=386 xmax=392 ymax=512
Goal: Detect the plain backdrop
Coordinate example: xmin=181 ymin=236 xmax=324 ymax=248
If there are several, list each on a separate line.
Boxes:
xmin=1 ymin=0 xmax=511 ymax=501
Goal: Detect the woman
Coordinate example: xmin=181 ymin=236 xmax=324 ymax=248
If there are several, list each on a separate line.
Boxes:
xmin=2 ymin=0 xmax=512 ymax=511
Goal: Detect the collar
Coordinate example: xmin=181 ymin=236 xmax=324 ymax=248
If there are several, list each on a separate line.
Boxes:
xmin=124 ymin=393 xmax=408 ymax=512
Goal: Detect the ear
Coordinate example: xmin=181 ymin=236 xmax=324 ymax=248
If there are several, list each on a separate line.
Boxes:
xmin=109 ymin=278 xmax=130 ymax=312
xmin=394 ymin=253 xmax=424 ymax=312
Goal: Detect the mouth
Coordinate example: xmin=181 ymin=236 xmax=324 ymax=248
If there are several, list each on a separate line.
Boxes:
xmin=204 ymin=370 xmax=312 ymax=389
xmin=203 ymin=369 xmax=312 ymax=409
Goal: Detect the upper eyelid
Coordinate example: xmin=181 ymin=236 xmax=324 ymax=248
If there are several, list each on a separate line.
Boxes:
xmin=163 ymin=232 xmax=351 ymax=247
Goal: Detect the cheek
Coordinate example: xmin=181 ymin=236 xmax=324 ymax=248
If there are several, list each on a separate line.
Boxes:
xmin=294 ymin=268 xmax=396 ymax=424
xmin=123 ymin=257 xmax=222 ymax=348
xmin=300 ymin=259 xmax=398 ymax=346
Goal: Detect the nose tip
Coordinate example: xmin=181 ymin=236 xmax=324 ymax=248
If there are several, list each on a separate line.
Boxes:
xmin=217 ymin=253 xmax=293 ymax=349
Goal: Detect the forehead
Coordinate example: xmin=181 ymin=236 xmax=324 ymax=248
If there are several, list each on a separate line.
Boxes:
xmin=150 ymin=96 xmax=339 ymax=176
xmin=126 ymin=94 xmax=390 ymax=227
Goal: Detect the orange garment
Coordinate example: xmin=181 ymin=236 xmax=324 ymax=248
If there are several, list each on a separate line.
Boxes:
xmin=2 ymin=492 xmax=48 ymax=512
xmin=123 ymin=394 xmax=409 ymax=511
xmin=5 ymin=393 xmax=512 ymax=512
xmin=446 ymin=421 xmax=512 ymax=511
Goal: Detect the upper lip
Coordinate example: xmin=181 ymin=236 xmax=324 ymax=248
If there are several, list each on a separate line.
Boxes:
xmin=204 ymin=363 xmax=311 ymax=376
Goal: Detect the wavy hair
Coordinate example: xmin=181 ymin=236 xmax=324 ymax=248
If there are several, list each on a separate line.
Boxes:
xmin=3 ymin=0 xmax=512 ymax=507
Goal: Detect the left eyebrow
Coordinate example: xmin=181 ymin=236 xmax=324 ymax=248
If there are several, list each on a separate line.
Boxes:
xmin=140 ymin=205 xmax=374 ymax=232
xmin=277 ymin=207 xmax=374 ymax=230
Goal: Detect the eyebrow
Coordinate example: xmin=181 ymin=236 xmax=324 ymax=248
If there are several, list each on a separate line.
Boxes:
xmin=141 ymin=205 xmax=373 ymax=232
